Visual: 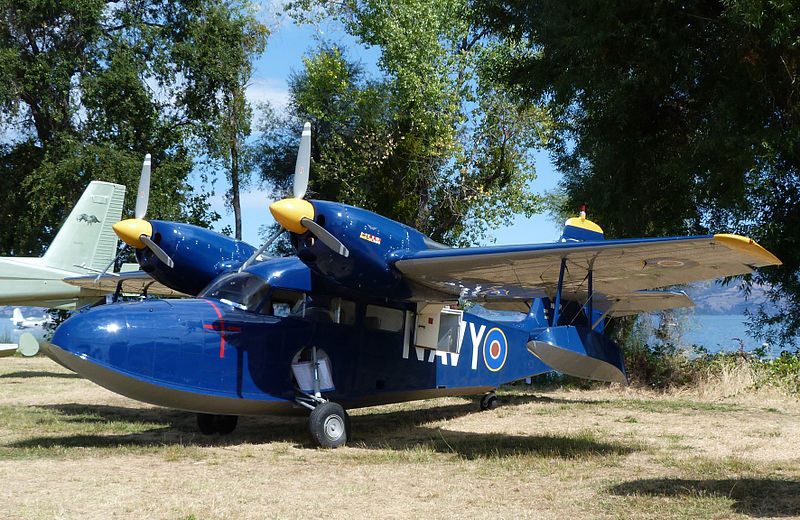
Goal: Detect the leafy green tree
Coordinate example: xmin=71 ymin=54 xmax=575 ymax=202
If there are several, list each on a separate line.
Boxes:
xmin=0 ymin=0 xmax=264 ymax=255
xmin=476 ymin=0 xmax=800 ymax=346
xmin=175 ymin=1 xmax=268 ymax=240
xmin=260 ymin=1 xmax=547 ymax=246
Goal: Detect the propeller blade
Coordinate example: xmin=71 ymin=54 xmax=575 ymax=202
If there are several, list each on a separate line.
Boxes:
xmin=135 ymin=154 xmax=151 ymax=219
xmin=239 ymin=228 xmax=284 ymax=272
xmin=293 ymin=123 xmax=311 ymax=199
xmin=140 ymin=234 xmax=175 ymax=268
xmin=301 ymin=217 xmax=350 ymax=257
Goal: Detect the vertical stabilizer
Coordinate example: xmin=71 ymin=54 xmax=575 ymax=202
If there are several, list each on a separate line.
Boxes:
xmin=42 ymin=181 xmax=126 ymax=272
xmin=11 ymin=308 xmax=23 ymax=326
xmin=560 ymin=206 xmax=605 ymax=242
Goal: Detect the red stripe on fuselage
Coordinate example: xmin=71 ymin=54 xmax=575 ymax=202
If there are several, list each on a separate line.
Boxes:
xmin=201 ymin=299 xmax=228 ymax=358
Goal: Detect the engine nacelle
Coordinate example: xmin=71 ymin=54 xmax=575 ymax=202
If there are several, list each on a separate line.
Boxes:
xmin=137 ymin=220 xmax=256 ymax=295
xmin=291 ymin=201 xmax=434 ymax=299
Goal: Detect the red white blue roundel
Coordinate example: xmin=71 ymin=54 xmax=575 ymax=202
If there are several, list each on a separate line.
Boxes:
xmin=482 ymin=327 xmax=508 ymax=372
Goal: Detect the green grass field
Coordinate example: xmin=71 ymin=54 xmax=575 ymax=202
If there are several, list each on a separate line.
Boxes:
xmin=1 ymin=357 xmax=799 ymax=519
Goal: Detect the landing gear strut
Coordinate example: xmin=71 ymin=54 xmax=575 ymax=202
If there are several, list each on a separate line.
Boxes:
xmin=196 ymin=413 xmax=238 ymax=435
xmin=293 ymin=346 xmax=349 ymax=448
xmin=480 ymin=391 xmax=498 ymax=411
xmin=296 ymin=393 xmax=351 ymax=448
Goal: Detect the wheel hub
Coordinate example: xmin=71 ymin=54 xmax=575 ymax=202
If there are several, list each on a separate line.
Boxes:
xmin=324 ymin=415 xmax=344 ymax=440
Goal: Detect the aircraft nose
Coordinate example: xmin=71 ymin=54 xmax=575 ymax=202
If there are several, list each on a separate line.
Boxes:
xmin=113 ymin=218 xmax=152 ymax=249
xmin=270 ymin=198 xmax=314 ymax=234
xmin=46 ymin=299 xmax=248 ymax=407
xmin=48 ymin=305 xmax=130 ymax=368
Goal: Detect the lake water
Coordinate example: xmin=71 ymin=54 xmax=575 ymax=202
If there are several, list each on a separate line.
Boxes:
xmin=652 ymin=313 xmax=785 ymax=357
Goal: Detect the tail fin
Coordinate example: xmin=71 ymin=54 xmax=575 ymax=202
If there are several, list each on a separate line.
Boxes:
xmin=11 ymin=308 xmax=23 ymax=325
xmin=560 ymin=206 xmax=604 ymax=242
xmin=42 ymin=181 xmax=126 ymax=272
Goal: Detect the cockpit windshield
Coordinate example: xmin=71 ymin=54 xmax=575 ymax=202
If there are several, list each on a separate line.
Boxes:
xmin=199 ymin=272 xmax=270 ymax=312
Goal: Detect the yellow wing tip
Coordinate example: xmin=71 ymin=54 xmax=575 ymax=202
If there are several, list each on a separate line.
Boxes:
xmin=714 ymin=234 xmax=782 ymax=266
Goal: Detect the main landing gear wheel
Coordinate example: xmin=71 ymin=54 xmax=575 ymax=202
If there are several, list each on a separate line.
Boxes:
xmin=196 ymin=413 xmax=239 ymax=435
xmin=309 ymin=402 xmax=348 ymax=448
xmin=480 ymin=391 xmax=499 ymax=411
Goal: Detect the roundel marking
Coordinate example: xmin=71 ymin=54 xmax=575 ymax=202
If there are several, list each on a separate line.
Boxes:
xmin=643 ymin=257 xmax=699 ymax=269
xmin=482 ymin=327 xmax=508 ymax=372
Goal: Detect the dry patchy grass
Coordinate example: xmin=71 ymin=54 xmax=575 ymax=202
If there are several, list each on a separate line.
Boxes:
xmin=1 ymin=357 xmax=799 ymax=520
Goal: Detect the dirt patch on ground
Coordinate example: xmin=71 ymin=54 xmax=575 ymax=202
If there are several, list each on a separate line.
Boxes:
xmin=2 ymin=357 xmax=799 ymax=519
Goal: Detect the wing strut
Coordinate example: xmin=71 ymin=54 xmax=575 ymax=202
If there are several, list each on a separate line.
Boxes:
xmin=584 ymin=269 xmax=594 ymax=330
xmin=551 ymin=258 xmax=567 ymax=326
xmin=113 ymin=280 xmax=123 ymax=303
xmin=592 ymin=304 xmax=615 ymax=330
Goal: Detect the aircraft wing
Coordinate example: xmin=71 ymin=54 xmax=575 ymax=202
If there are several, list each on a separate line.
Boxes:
xmin=592 ymin=290 xmax=694 ymax=317
xmin=392 ymin=234 xmax=781 ymax=305
xmin=63 ymin=271 xmax=188 ymax=298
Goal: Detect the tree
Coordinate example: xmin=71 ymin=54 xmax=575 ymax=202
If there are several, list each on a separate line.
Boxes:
xmin=259 ymin=0 xmax=547 ymax=247
xmin=175 ymin=1 xmax=268 ymax=240
xmin=476 ymin=0 xmax=800 ymax=346
xmin=0 ymin=0 xmax=264 ymax=255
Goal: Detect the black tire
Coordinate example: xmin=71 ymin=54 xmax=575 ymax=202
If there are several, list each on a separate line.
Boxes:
xmin=215 ymin=414 xmax=238 ymax=435
xmin=309 ymin=402 xmax=348 ymax=448
xmin=197 ymin=413 xmax=217 ymax=435
xmin=480 ymin=392 xmax=498 ymax=411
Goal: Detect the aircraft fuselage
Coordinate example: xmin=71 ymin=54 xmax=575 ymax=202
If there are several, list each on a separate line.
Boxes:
xmin=46 ymin=295 xmax=553 ymax=415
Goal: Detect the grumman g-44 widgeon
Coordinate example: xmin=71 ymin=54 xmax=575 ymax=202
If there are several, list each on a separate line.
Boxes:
xmin=48 ymin=123 xmax=782 ymax=447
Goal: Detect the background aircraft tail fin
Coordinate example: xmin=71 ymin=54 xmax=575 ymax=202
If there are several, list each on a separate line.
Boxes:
xmin=11 ymin=308 xmax=23 ymax=325
xmin=42 ymin=181 xmax=126 ymax=273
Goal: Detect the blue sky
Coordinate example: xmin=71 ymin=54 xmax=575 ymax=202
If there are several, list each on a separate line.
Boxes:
xmin=207 ymin=14 xmax=563 ymax=248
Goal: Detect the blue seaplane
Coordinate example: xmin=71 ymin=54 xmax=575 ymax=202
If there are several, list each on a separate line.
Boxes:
xmin=48 ymin=123 xmax=782 ymax=447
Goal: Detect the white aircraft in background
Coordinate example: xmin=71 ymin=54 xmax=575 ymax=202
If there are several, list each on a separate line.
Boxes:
xmin=10 ymin=307 xmax=54 ymax=329
xmin=0 ymin=180 xmax=127 ymax=310
xmin=0 ymin=156 xmax=186 ymax=358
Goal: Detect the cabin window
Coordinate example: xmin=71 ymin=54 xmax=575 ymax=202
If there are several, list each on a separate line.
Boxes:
xmin=265 ymin=289 xmax=306 ymax=317
xmin=331 ymin=298 xmax=356 ymax=325
xmin=365 ymin=304 xmax=404 ymax=333
xmin=200 ymin=272 xmax=269 ymax=313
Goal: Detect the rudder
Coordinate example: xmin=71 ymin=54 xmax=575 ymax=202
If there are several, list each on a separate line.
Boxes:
xmin=41 ymin=181 xmax=126 ymax=272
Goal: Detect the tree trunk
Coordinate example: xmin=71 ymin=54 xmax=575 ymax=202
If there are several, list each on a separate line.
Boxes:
xmin=231 ymin=141 xmax=242 ymax=240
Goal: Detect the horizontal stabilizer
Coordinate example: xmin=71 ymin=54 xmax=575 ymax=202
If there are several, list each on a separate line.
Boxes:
xmin=528 ymin=326 xmax=627 ymax=384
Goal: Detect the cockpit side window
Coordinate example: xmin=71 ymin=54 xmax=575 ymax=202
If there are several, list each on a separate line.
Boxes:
xmin=263 ymin=289 xmax=307 ymax=317
xmin=199 ymin=272 xmax=270 ymax=313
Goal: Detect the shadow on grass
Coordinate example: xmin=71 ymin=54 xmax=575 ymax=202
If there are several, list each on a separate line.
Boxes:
xmin=609 ymin=478 xmax=800 ymax=517
xmin=5 ymin=400 xmax=641 ymax=460
xmin=368 ymin=429 xmax=637 ymax=460
xmin=499 ymin=392 xmax=613 ymax=407
xmin=0 ymin=371 xmax=82 ymax=379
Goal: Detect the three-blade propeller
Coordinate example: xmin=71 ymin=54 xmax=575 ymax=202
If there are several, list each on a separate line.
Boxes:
xmin=102 ymin=123 xmax=348 ymax=280
xmin=112 ymin=154 xmax=175 ymax=268
xmin=241 ymin=122 xmax=349 ymax=271
xmin=96 ymin=154 xmax=175 ymax=282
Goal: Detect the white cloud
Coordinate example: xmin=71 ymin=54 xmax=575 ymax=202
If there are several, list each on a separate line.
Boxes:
xmin=246 ymin=78 xmax=290 ymax=110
